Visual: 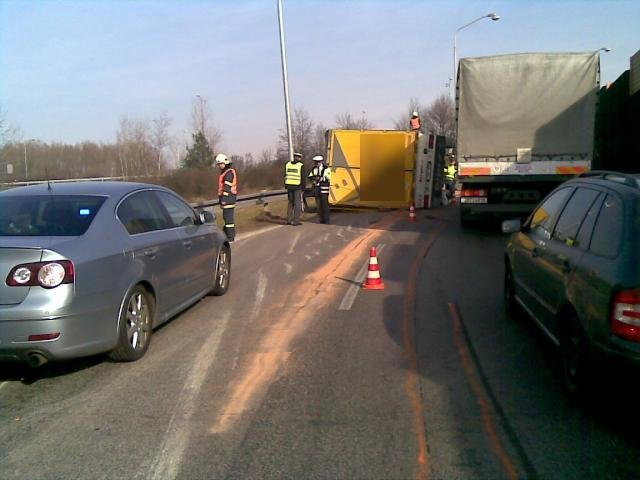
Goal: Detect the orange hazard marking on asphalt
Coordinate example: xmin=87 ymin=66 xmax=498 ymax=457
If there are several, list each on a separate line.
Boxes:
xmin=403 ymin=221 xmax=446 ymax=480
xmin=210 ymin=213 xmax=400 ymax=435
xmin=448 ymin=302 xmax=519 ymax=480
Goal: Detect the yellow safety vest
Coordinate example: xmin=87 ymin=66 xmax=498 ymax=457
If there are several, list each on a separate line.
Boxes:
xmin=445 ymin=165 xmax=457 ymax=181
xmin=285 ymin=161 xmax=303 ymax=186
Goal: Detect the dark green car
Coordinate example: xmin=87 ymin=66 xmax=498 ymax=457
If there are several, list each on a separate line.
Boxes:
xmin=503 ymin=171 xmax=640 ymax=393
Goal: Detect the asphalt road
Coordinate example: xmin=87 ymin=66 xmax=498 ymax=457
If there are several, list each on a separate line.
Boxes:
xmin=1 ymin=206 xmax=639 ymax=479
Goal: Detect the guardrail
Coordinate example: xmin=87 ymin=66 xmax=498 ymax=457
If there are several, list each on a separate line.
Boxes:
xmin=0 ymin=176 xmax=292 ymax=209
xmin=191 ymin=189 xmax=288 ymax=209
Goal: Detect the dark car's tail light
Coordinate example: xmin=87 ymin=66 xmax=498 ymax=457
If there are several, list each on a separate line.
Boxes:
xmin=6 ymin=261 xmax=74 ymax=288
xmin=611 ymin=288 xmax=640 ymax=342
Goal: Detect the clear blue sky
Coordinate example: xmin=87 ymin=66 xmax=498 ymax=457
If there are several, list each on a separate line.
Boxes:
xmin=1 ymin=0 xmax=639 ymax=159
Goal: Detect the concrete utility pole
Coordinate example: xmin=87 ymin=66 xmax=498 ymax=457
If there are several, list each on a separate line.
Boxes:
xmin=277 ymin=0 xmax=294 ymax=164
xmin=23 ymin=138 xmax=36 ymax=180
xmin=453 ymin=13 xmax=500 ymax=97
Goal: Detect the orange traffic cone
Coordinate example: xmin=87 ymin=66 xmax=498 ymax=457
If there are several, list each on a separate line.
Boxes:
xmin=408 ymin=204 xmax=417 ymax=222
xmin=363 ymin=246 xmax=385 ymax=290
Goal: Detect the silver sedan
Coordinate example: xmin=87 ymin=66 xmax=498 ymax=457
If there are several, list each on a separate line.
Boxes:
xmin=0 ymin=181 xmax=230 ymax=366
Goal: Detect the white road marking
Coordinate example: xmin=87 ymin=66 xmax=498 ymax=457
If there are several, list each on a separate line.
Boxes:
xmin=322 ymin=233 xmax=330 ymax=242
xmin=305 ymin=255 xmax=312 ymax=261
xmin=235 ymin=225 xmax=282 ymax=243
xmin=0 ymin=381 xmax=9 ymax=392
xmin=284 ymin=263 xmax=292 ymax=274
xmin=288 ymin=231 xmax=301 ymax=255
xmin=338 ymin=244 xmax=386 ymax=311
xmin=251 ymin=270 xmax=268 ymax=320
xmin=147 ymin=311 xmax=230 ymax=480
xmin=314 ymin=250 xmax=320 ymax=256
xmin=347 ymin=225 xmax=353 ymax=232
xmin=337 ymin=228 xmax=344 ymax=238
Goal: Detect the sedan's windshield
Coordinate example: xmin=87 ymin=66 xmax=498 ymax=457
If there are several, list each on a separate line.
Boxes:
xmin=0 ymin=195 xmax=106 ymax=236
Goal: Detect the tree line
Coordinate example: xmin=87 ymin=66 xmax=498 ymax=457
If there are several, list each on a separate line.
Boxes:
xmin=0 ymin=95 xmax=455 ymax=198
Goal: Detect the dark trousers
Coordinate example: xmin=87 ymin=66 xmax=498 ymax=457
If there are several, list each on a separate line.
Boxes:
xmin=287 ymin=189 xmax=302 ymax=224
xmin=221 ymin=204 xmax=235 ymax=240
xmin=316 ymin=193 xmax=330 ymax=224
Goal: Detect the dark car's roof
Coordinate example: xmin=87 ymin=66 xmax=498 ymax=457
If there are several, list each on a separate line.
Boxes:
xmin=570 ymin=174 xmax=640 ymax=196
xmin=0 ymin=181 xmax=170 ymax=198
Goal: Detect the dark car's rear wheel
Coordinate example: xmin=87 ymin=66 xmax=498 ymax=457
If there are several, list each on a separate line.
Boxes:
xmin=210 ymin=244 xmax=231 ymax=296
xmin=109 ymin=285 xmax=154 ymax=362
xmin=560 ymin=320 xmax=589 ymax=395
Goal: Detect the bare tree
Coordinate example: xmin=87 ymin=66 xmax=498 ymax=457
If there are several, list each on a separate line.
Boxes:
xmin=190 ymin=95 xmax=223 ymax=153
xmin=424 ymin=94 xmax=456 ymax=140
xmin=312 ymin=123 xmax=328 ymax=157
xmin=151 ymin=112 xmax=172 ymax=174
xmin=335 ymin=112 xmax=374 ymax=130
xmin=259 ymin=148 xmax=274 ymax=163
xmin=117 ymin=116 xmax=154 ymax=177
xmin=278 ymin=106 xmax=316 ymax=161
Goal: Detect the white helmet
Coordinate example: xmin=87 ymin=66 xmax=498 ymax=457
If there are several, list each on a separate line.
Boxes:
xmin=215 ymin=153 xmax=230 ymax=165
xmin=412 ymin=111 xmax=419 ymax=117
xmin=313 ymin=155 xmax=324 ymax=162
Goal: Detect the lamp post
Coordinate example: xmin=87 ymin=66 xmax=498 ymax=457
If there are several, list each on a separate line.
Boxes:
xmin=195 ymin=93 xmax=206 ymax=134
xmin=23 ymin=138 xmax=36 ymax=181
xmin=277 ymin=0 xmax=294 ymax=164
xmin=453 ymin=13 xmax=500 ymax=96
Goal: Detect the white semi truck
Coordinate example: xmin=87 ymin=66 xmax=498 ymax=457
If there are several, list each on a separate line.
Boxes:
xmin=455 ymin=52 xmax=600 ymax=226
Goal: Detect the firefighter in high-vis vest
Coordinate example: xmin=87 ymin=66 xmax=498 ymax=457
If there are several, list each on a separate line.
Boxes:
xmin=284 ymin=152 xmax=305 ymax=226
xmin=308 ymin=155 xmax=331 ymax=224
xmin=215 ymin=153 xmax=237 ymax=241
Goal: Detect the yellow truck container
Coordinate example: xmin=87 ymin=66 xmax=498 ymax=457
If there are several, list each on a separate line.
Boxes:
xmin=327 ymin=129 xmax=418 ymax=208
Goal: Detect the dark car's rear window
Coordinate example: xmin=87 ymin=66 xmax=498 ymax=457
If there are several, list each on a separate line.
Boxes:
xmin=0 ymin=195 xmax=106 ymax=236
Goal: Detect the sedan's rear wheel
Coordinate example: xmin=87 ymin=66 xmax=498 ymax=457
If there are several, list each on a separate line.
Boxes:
xmin=109 ymin=285 xmax=153 ymax=362
xmin=210 ymin=244 xmax=231 ymax=296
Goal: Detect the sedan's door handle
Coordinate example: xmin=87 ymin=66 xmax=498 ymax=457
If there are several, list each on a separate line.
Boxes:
xmin=182 ymin=240 xmax=193 ymax=248
xmin=143 ymin=248 xmax=158 ymax=258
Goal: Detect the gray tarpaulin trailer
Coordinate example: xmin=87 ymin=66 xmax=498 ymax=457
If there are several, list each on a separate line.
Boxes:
xmin=455 ymin=52 xmax=600 ymax=226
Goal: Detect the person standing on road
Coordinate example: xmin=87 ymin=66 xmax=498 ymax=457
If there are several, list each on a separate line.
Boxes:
xmin=443 ymin=160 xmax=457 ymax=204
xmin=308 ymin=155 xmax=331 ymax=224
xmin=215 ymin=153 xmax=237 ymax=241
xmin=284 ymin=152 xmax=305 ymax=226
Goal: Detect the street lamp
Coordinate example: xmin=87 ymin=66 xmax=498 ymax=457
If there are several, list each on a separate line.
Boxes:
xmin=23 ymin=138 xmax=36 ymax=181
xmin=453 ymin=13 xmax=500 ymax=96
xmin=194 ymin=94 xmax=206 ymax=133
xmin=598 ymin=47 xmax=611 ymax=52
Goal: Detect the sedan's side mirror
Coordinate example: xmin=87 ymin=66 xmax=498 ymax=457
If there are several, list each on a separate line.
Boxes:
xmin=199 ymin=210 xmax=215 ymax=224
xmin=501 ymin=218 xmax=522 ymax=234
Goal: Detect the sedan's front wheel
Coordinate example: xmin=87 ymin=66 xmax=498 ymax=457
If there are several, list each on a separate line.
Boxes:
xmin=210 ymin=244 xmax=231 ymax=296
xmin=109 ymin=285 xmax=154 ymax=362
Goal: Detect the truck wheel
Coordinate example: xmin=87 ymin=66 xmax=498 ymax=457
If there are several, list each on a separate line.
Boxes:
xmin=109 ymin=285 xmax=154 ymax=362
xmin=460 ymin=211 xmax=472 ymax=228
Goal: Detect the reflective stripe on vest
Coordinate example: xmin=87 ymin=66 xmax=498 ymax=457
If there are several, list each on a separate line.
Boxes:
xmin=285 ymin=161 xmax=303 ymax=186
